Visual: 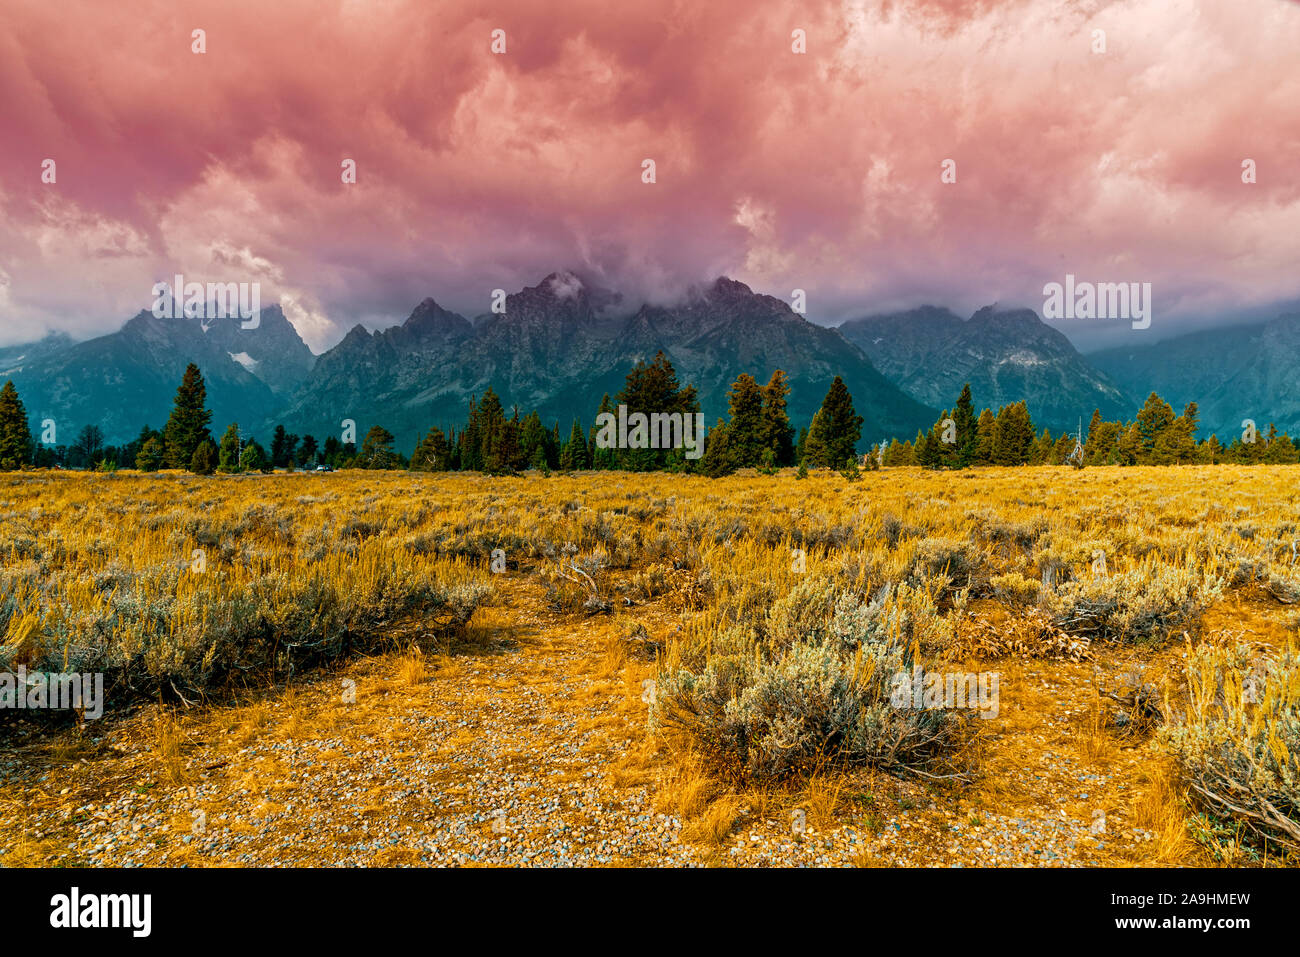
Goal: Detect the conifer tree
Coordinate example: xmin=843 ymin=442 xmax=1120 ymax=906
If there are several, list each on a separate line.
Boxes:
xmin=190 ymin=437 xmax=218 ymax=475
xmin=0 ymin=380 xmax=34 ymax=470
xmin=721 ymin=373 xmax=766 ymax=468
xmin=163 ymin=364 xmax=213 ymax=469
xmin=359 ymin=425 xmax=398 ymax=469
xmin=991 ymin=402 xmax=1034 ymax=465
xmin=136 ymin=435 xmax=165 ymax=472
xmin=953 ymin=383 xmax=977 ymax=466
xmin=804 ymin=376 xmax=862 ymax=467
xmin=760 ymin=370 xmax=796 ymax=466
xmin=411 ymin=427 xmax=451 ymax=471
xmin=560 ymin=419 xmax=588 ymax=470
xmin=972 ymin=408 xmax=996 ymax=465
xmin=217 ymin=423 xmax=242 ymax=473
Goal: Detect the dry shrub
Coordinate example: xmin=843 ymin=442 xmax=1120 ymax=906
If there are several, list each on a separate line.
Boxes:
xmin=1161 ymin=640 xmax=1300 ymax=856
xmin=961 ymin=610 xmax=1092 ymax=662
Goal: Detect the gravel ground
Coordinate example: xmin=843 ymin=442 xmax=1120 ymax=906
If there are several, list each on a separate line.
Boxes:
xmin=0 ymin=577 xmax=1160 ymax=868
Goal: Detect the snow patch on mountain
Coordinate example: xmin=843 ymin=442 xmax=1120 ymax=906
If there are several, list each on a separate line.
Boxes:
xmin=228 ymin=351 xmax=259 ymax=372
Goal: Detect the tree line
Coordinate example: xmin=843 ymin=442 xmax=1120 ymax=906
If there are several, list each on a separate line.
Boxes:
xmin=0 ymin=357 xmax=1296 ymax=474
xmin=885 ymin=385 xmax=1299 ymax=467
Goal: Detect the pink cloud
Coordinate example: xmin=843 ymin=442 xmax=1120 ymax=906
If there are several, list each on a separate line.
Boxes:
xmin=1 ymin=0 xmax=1297 ymax=349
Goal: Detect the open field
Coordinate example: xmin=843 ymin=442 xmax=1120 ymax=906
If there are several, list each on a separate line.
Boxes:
xmin=2 ymin=467 xmax=1298 ymax=867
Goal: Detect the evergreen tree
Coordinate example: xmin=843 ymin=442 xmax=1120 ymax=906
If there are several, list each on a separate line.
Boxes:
xmin=298 ymin=435 xmax=319 ymax=468
xmin=163 ymin=364 xmax=213 ymax=469
xmin=972 ymin=408 xmax=996 ymax=465
xmin=359 ymin=425 xmax=398 ymax=469
xmin=459 ymin=395 xmax=484 ymax=472
xmin=1051 ymin=432 xmax=1075 ymax=464
xmin=122 ymin=426 xmax=158 ymax=470
xmin=1085 ymin=420 xmax=1122 ymax=465
xmin=1115 ymin=422 xmax=1142 ymax=465
xmin=590 ymin=394 xmax=618 ymax=470
xmin=760 ymin=370 xmax=796 ymax=466
xmin=1134 ymin=392 xmax=1176 ymax=459
xmin=1264 ymin=429 xmax=1299 ymax=464
xmin=240 ymin=440 xmax=270 ymax=473
xmin=722 ymin=373 xmax=766 ymax=469
xmin=953 ymin=383 xmax=977 ymax=466
xmin=610 ymin=352 xmax=699 ymax=470
xmin=190 ymin=437 xmax=218 ymax=475
xmin=520 ymin=411 xmax=549 ymax=468
xmin=136 ymin=435 xmax=165 ymax=472
xmin=559 ymin=419 xmax=588 ymax=470
xmin=700 ymin=418 xmax=735 ymax=477
xmin=991 ymin=402 xmax=1034 ymax=465
xmin=217 ymin=423 xmax=242 ymax=473
xmin=411 ymin=427 xmax=451 ymax=471
xmin=1156 ymin=402 xmax=1198 ymax=463
xmin=322 ymin=436 xmax=342 ymax=468
xmin=804 ymin=376 xmax=862 ymax=467
xmin=916 ymin=425 xmax=942 ymax=468
xmin=0 ymin=380 xmax=34 ymax=470
xmin=1030 ymin=428 xmax=1053 ymax=465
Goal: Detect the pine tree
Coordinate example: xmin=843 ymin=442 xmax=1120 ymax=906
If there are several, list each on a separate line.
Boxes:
xmin=459 ymin=395 xmax=483 ymax=472
xmin=411 ymin=427 xmax=451 ymax=471
xmin=972 ymin=408 xmax=996 ymax=465
xmin=700 ymin=418 xmax=735 ymax=477
xmin=590 ymin=394 xmax=618 ymax=470
xmin=800 ymin=409 xmax=830 ymax=467
xmin=217 ymin=424 xmax=242 ymax=473
xmin=760 ymin=370 xmax=796 ymax=466
xmin=1264 ymin=429 xmax=1299 ymax=464
xmin=611 ymin=352 xmax=699 ymax=470
xmin=163 ymin=364 xmax=213 ymax=469
xmin=1088 ymin=409 xmax=1103 ymax=443
xmin=560 ymin=419 xmax=588 ymax=470
xmin=953 ymin=383 xmax=977 ymax=466
xmin=805 ymin=376 xmax=863 ymax=467
xmin=359 ymin=426 xmax=398 ymax=469
xmin=1156 ymin=402 xmax=1198 ymax=464
xmin=1134 ymin=392 xmax=1176 ymax=461
xmin=1115 ymin=422 xmax=1142 ymax=465
xmin=1030 ymin=428 xmax=1053 ymax=465
xmin=298 ymin=435 xmax=319 ymax=468
xmin=991 ymin=402 xmax=1034 ymax=465
xmin=520 ymin=411 xmax=549 ymax=467
xmin=190 ymin=437 xmax=218 ymax=475
xmin=240 ymin=440 xmax=270 ymax=473
xmin=136 ymin=435 xmax=166 ymax=472
xmin=0 ymin=380 xmax=34 ymax=470
xmin=917 ymin=425 xmax=942 ymax=468
xmin=722 ymin=373 xmax=766 ymax=468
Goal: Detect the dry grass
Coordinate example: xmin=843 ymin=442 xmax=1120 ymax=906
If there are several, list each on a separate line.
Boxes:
xmin=2 ymin=465 xmax=1298 ymax=866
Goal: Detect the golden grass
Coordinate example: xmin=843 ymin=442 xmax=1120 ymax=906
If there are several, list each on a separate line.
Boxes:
xmin=2 ymin=465 xmax=1298 ymax=867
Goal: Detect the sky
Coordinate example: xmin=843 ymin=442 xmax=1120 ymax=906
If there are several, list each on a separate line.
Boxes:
xmin=2 ymin=0 xmax=1298 ymax=353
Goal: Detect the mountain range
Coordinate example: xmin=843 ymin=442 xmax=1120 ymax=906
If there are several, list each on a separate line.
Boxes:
xmin=838 ymin=305 xmax=1132 ymax=432
xmin=3 ymin=273 xmax=1297 ymax=452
